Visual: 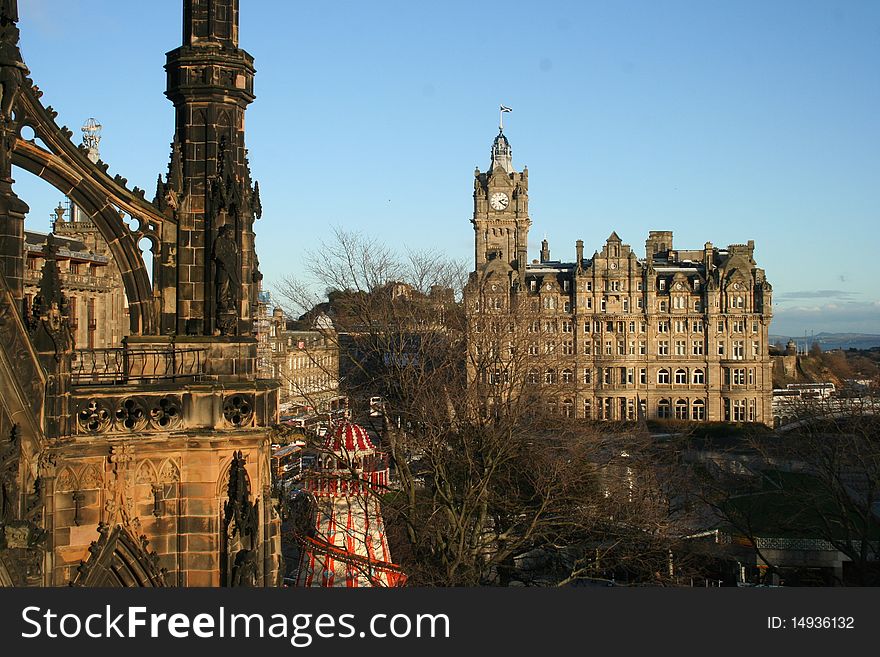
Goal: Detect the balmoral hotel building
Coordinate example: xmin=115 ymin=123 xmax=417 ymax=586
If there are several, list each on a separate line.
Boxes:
xmin=464 ymin=129 xmax=773 ymax=424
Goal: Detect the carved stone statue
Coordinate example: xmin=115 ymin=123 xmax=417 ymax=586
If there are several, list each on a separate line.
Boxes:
xmin=0 ymin=0 xmax=26 ymax=124
xmin=212 ymin=224 xmax=239 ymax=335
xmin=473 ymin=170 xmax=484 ymax=197
xmin=231 ymin=548 xmax=257 ymax=587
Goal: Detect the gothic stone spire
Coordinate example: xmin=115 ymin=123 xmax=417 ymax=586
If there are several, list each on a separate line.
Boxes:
xmin=165 ymin=0 xmax=259 ymax=336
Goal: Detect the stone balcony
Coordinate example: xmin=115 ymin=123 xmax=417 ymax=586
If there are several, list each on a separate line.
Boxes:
xmin=25 ymin=268 xmax=112 ymax=293
xmin=70 ymin=336 xmax=280 ymax=438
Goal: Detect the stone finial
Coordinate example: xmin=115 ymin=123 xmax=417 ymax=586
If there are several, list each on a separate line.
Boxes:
xmin=34 ymin=235 xmax=64 ymax=316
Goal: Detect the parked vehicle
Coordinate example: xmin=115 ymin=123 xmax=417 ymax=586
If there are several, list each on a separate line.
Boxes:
xmin=369 ymin=396 xmax=386 ymax=417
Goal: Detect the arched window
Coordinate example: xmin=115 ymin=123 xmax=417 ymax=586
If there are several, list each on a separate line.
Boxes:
xmin=527 ymin=368 xmax=539 ymax=385
xmin=561 ymin=368 xmax=573 ymax=384
xmin=692 ymin=399 xmax=706 ymax=421
xmin=657 ymin=399 xmax=671 ymax=419
xmin=674 ymin=368 xmax=687 ymax=385
xmin=545 ymin=368 xmax=556 ymax=385
xmin=692 ymin=368 xmax=705 ymax=384
xmin=658 ymin=369 xmax=670 ymax=384
xmin=675 ymin=399 xmax=689 ymax=419
xmin=562 ymin=399 xmax=574 ymax=418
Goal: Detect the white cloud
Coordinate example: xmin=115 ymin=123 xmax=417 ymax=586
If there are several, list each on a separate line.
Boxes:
xmin=771 ymin=300 xmax=880 ymax=335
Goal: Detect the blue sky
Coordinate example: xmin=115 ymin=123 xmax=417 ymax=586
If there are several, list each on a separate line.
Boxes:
xmin=14 ymin=0 xmax=880 ymax=336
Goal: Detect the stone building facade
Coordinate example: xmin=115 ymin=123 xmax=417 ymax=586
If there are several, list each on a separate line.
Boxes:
xmin=264 ymin=307 xmax=343 ymax=415
xmin=464 ymin=129 xmax=773 ymax=424
xmin=24 ymin=204 xmax=128 ymax=350
xmin=0 ymin=1 xmax=282 ymax=587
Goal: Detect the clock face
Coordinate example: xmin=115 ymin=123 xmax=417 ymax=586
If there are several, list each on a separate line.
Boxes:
xmin=490 ymin=192 xmax=509 ymax=210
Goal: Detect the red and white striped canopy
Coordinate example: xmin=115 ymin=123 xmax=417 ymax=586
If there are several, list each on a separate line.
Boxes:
xmin=323 ymin=422 xmax=376 ymax=455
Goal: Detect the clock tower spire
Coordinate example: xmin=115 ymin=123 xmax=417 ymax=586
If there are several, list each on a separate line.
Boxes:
xmin=471 ymin=125 xmax=530 ymax=285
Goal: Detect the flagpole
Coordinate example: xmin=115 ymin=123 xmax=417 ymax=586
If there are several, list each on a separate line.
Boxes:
xmin=499 ymin=105 xmax=512 ymax=132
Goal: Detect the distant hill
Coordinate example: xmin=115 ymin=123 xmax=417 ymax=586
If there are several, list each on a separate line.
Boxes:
xmin=770 ymin=332 xmax=880 ymax=351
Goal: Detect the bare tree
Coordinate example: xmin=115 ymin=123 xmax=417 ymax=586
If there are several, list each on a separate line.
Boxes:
xmin=686 ymin=392 xmax=880 ymax=586
xmin=274 ymin=229 xmax=701 ymax=586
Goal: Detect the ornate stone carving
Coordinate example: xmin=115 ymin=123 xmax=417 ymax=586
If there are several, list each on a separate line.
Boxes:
xmin=135 ymin=460 xmax=157 ymax=485
xmin=55 ymin=467 xmax=77 ymax=492
xmin=77 ymin=398 xmax=112 ymax=434
xmin=79 ymin=463 xmax=103 ymax=490
xmin=76 ymin=395 xmax=183 ymax=434
xmin=158 ymin=459 xmax=180 ymax=484
xmin=148 ymin=395 xmax=181 ymax=430
xmin=114 ymin=397 xmax=148 ymax=431
xmin=71 ymin=490 xmax=84 ymax=526
xmin=212 ymin=223 xmax=240 ymax=336
xmin=70 ymin=522 xmax=166 ymax=587
xmin=0 ymin=274 xmax=44 ymax=419
xmin=223 ymin=451 xmax=258 ymax=587
xmin=0 ymin=421 xmax=47 ymax=585
xmin=105 ymin=444 xmax=136 ymax=527
xmin=28 ymin=235 xmax=73 ymax=351
xmin=0 ymin=1 xmax=26 ymax=176
xmin=0 ymin=423 xmax=19 ymax=526
xmin=151 ymin=483 xmax=163 ymax=518
xmin=36 ymin=450 xmax=56 ymax=479
xmin=223 ymin=394 xmax=254 ymax=427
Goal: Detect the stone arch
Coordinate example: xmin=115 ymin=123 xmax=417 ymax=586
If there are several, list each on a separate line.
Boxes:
xmin=13 ymin=142 xmax=157 ymax=335
xmin=10 ymin=83 xmax=173 ymax=335
xmin=217 ymin=451 xmax=254 ymax=498
xmin=80 ymin=463 xmax=103 ymax=489
xmin=135 ymin=459 xmax=159 ymax=485
xmin=70 ymin=524 xmax=166 ymax=587
xmin=55 ymin=466 xmax=78 ymax=492
xmin=158 ymin=459 xmax=180 ymax=483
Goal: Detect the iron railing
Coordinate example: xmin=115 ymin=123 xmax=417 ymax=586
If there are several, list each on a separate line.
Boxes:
xmin=72 ymin=347 xmax=206 ymax=385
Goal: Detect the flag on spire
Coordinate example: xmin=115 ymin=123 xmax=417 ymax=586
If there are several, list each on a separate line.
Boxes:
xmin=499 ymin=105 xmax=513 ymax=131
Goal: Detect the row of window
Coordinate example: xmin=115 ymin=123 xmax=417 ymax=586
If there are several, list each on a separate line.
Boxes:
xmin=481 ymin=296 xmax=758 ymax=315
xmin=548 ymin=397 xmax=709 ymax=421
xmin=528 ymin=277 xmax=733 ymax=295
xmin=478 ymin=311 xmax=763 ymax=335
xmin=657 ymin=398 xmax=707 ymax=420
xmin=541 ymin=395 xmax=760 ymax=422
xmin=524 ymin=338 xmax=762 ymax=358
xmin=526 ymin=366 xmax=709 ymax=386
xmin=530 ymin=279 xmax=647 ymax=293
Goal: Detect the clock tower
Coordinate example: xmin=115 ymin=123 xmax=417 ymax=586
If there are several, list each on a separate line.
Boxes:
xmin=472 ymin=129 xmax=530 ymax=286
